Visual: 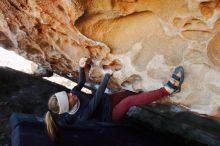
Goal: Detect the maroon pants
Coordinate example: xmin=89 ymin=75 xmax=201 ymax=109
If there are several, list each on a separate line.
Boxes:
xmin=110 ymin=87 xmax=169 ymax=121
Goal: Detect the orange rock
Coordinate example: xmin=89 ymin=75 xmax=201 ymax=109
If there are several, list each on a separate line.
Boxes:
xmin=216 ymin=1 xmax=220 ymax=9
xmin=200 ymin=5 xmax=213 ymax=19
xmin=181 ymin=30 xmax=212 ymax=41
xmin=173 ymin=17 xmax=182 ymax=27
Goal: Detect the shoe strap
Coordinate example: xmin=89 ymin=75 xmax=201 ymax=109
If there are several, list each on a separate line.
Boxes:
xmin=172 ymin=74 xmax=181 ymax=81
xmin=166 ymin=81 xmax=178 ymax=90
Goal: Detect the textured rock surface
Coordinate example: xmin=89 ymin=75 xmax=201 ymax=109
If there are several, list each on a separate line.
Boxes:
xmin=0 ymin=0 xmax=220 ymax=118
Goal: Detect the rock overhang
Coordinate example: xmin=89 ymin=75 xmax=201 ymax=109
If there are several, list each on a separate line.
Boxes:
xmin=0 ymin=0 xmax=220 ymax=118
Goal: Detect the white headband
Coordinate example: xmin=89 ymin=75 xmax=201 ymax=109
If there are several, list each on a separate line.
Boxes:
xmin=55 ymin=91 xmax=69 ymax=114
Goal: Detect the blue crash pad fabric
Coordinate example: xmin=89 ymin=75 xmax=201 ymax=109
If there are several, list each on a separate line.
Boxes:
xmin=10 ymin=112 xmax=170 ymax=146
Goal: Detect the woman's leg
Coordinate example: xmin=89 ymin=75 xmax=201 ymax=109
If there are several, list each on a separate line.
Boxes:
xmin=112 ymin=87 xmax=169 ymax=121
xmin=110 ymin=90 xmax=138 ymax=110
xmin=112 ymin=66 xmax=185 ymax=121
xmin=94 ymin=90 xmax=137 ymax=122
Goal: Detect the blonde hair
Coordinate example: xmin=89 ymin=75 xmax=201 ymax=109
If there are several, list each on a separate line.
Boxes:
xmin=44 ymin=95 xmax=60 ymax=141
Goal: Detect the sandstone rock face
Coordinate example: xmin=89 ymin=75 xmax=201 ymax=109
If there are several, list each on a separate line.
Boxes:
xmin=0 ymin=0 xmax=220 ymax=118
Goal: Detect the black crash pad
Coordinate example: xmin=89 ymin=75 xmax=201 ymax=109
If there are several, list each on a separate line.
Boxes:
xmin=9 ymin=112 xmax=186 ymax=146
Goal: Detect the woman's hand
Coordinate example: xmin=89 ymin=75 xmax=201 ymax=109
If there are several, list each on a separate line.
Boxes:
xmin=79 ymin=57 xmax=88 ymax=68
xmin=103 ymin=69 xmax=114 ymax=76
